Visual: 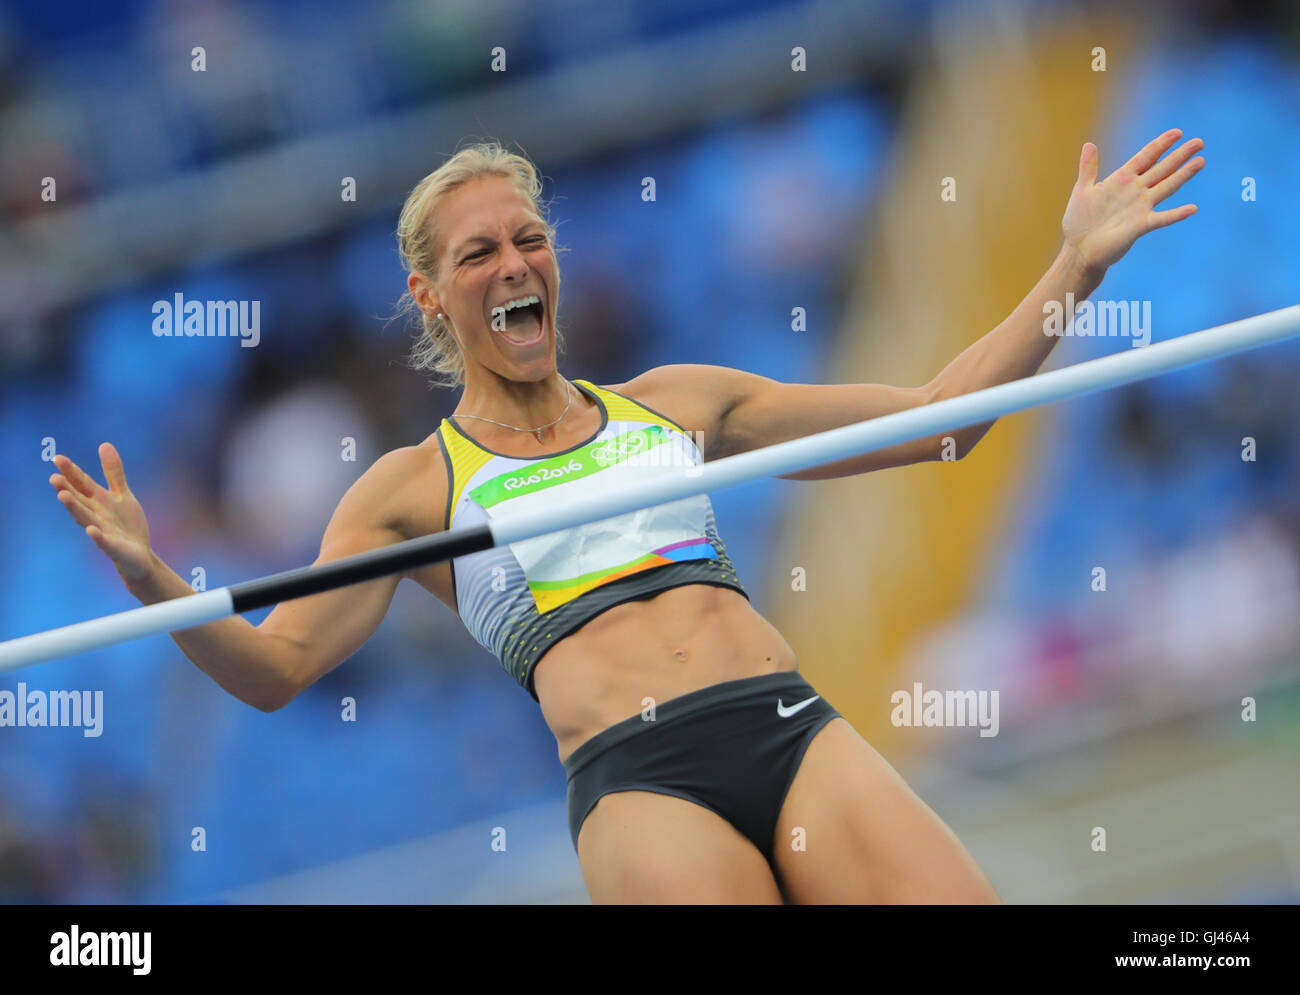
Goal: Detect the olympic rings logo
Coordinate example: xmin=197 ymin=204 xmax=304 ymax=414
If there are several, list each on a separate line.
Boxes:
xmin=589 ymin=431 xmax=652 ymax=467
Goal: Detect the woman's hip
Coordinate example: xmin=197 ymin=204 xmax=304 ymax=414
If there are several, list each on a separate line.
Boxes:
xmin=563 ymin=670 xmax=842 ymax=865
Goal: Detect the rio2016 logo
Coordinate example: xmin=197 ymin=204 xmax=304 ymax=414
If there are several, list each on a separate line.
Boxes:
xmin=502 ymin=457 xmax=584 ymax=491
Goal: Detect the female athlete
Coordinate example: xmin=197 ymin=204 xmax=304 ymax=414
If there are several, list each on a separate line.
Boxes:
xmin=49 ymin=131 xmax=1203 ymax=903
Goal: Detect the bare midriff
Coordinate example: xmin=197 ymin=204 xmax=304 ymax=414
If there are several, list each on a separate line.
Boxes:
xmin=531 ymin=583 xmax=799 ymax=764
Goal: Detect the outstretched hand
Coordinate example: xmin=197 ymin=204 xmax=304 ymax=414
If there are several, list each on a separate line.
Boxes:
xmin=1061 ymin=128 xmax=1205 ymax=276
xmin=49 ymin=442 xmax=155 ymax=585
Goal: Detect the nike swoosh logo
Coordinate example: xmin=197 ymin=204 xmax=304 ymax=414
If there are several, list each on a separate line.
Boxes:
xmin=777 ymin=695 xmax=820 ymax=718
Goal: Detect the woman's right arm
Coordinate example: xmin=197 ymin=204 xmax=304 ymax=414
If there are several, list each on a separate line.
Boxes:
xmin=51 ymin=443 xmax=443 ymax=712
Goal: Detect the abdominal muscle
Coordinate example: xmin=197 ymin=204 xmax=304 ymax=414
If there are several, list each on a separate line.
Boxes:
xmin=531 ymin=583 xmax=799 ymax=764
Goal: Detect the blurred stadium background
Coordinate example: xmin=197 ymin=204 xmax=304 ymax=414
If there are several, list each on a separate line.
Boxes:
xmin=1 ymin=0 xmax=1297 ymax=903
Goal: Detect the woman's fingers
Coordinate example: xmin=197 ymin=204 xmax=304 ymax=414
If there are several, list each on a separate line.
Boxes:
xmin=1122 ymin=128 xmax=1182 ymax=176
xmin=54 ymin=482 xmax=105 ymax=530
xmin=1147 ymin=203 xmax=1198 ymax=232
xmin=99 ymin=442 xmax=131 ymax=497
xmin=86 ymin=524 xmax=119 ymax=556
xmin=1142 ymin=138 xmax=1204 ymax=188
xmin=1076 ymin=142 xmax=1100 ymax=188
xmin=84 ymin=524 xmax=121 ymax=560
xmin=52 ymin=454 xmax=103 ymax=499
xmin=1149 ymin=155 xmax=1205 ymax=204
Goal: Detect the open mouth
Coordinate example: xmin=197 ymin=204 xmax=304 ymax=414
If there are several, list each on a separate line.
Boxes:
xmin=493 ymin=299 xmax=547 ymax=347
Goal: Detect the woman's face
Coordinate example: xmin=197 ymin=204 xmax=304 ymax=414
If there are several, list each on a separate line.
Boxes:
xmin=414 ymin=174 xmax=559 ymax=383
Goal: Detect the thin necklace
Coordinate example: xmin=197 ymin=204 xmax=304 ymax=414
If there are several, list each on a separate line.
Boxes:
xmin=457 ymin=379 xmax=575 ymax=443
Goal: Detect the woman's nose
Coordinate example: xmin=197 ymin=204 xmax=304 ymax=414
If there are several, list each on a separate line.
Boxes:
xmin=497 ymin=244 xmax=529 ymax=276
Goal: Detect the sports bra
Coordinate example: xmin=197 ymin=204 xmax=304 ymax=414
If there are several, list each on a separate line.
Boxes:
xmin=434 ymin=378 xmax=748 ymax=700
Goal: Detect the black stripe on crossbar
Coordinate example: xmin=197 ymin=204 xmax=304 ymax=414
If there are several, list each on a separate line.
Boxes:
xmin=229 ymin=524 xmax=495 ymax=613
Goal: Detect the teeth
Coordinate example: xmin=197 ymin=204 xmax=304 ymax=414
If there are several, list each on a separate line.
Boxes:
xmin=498 ymin=295 xmax=540 ymax=314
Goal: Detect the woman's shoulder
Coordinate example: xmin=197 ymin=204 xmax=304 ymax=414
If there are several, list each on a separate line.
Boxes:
xmin=592 ymin=365 xmax=744 ymax=447
xmin=352 ymin=441 xmax=449 ymax=539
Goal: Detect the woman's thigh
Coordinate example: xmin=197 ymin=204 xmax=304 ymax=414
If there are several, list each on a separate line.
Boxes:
xmin=577 ymin=790 xmax=785 ymax=904
xmin=772 ymin=718 xmax=1000 ymax=904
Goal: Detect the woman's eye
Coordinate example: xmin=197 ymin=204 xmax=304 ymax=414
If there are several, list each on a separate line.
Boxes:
xmin=463 ymin=237 xmax=543 ymax=263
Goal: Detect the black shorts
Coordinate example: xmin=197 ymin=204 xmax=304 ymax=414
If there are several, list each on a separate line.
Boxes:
xmin=563 ymin=670 xmax=842 ymax=868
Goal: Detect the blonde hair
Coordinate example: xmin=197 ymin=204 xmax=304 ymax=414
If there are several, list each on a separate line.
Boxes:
xmin=394 ymin=140 xmax=564 ymax=388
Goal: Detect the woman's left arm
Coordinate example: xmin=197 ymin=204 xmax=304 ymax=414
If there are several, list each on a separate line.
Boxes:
xmin=699 ymin=128 xmax=1205 ymax=479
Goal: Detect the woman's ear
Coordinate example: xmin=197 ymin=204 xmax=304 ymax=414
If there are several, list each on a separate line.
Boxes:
xmin=408 ymin=271 xmax=438 ymax=316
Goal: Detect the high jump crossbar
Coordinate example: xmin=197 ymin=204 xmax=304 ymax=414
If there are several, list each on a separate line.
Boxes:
xmin=2 ymin=303 xmax=1297 ymax=673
